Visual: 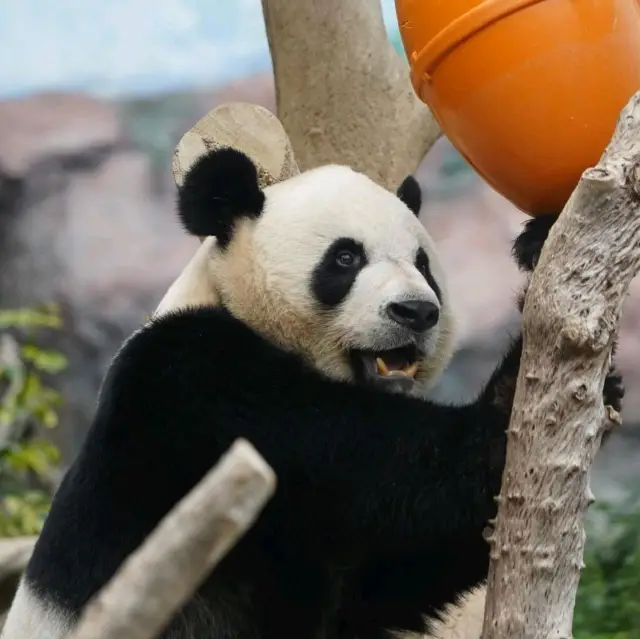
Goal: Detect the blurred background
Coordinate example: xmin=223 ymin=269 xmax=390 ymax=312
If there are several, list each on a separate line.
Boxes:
xmin=0 ymin=1 xmax=638 ymax=634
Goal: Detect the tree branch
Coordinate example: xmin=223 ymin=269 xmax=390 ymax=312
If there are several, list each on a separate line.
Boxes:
xmin=68 ymin=439 xmax=276 ymax=639
xmin=481 ymin=91 xmax=640 ymax=639
xmin=0 ymin=538 xmax=36 ymax=586
xmin=261 ymin=0 xmax=441 ymax=191
xmin=0 ymin=334 xmax=26 ymax=446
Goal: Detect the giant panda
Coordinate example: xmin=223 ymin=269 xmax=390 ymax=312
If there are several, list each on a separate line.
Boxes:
xmin=1 ymin=149 xmax=623 ymax=639
xmin=151 ymin=172 xmax=626 ymax=639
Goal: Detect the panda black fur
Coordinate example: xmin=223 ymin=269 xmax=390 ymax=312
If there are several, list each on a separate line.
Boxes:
xmin=2 ymin=150 xmax=623 ymax=639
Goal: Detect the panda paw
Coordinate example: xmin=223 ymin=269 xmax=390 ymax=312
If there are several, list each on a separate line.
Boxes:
xmin=604 ymin=365 xmax=625 ymax=415
xmin=512 ymin=214 xmax=559 ymax=274
xmin=602 ymin=365 xmax=625 ymax=443
xmin=511 ymin=214 xmax=559 ymax=312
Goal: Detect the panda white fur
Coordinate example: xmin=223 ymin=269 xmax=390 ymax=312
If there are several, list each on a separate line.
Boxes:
xmin=1 ymin=149 xmax=623 ymax=639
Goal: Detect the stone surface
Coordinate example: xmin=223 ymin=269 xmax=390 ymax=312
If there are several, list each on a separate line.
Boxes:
xmin=418 ymin=140 xmax=527 ymax=404
xmin=0 ymin=76 xmax=638 ymax=500
xmin=0 ymin=93 xmax=120 ymax=178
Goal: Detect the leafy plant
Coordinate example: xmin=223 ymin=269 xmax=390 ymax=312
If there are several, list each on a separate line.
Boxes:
xmin=574 ymin=491 xmax=640 ymax=639
xmin=0 ymin=304 xmax=65 ymax=537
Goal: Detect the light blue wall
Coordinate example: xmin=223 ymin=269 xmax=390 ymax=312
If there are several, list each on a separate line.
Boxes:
xmin=0 ymin=0 xmax=403 ymax=99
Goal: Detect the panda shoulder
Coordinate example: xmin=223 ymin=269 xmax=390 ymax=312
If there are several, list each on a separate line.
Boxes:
xmin=120 ymin=305 xmax=240 ymax=359
xmin=101 ymin=306 xmax=275 ymax=406
xmin=141 ymin=305 xmax=251 ymax=362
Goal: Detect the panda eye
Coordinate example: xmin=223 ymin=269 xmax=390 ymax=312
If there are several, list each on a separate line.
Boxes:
xmin=335 ymin=250 xmax=359 ymax=268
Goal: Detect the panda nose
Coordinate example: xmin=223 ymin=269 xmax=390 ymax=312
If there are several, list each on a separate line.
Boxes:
xmin=386 ymin=300 xmax=440 ymax=333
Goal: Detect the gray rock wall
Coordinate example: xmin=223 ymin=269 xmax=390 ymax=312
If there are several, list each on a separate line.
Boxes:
xmin=0 ymin=78 xmax=637 ymax=501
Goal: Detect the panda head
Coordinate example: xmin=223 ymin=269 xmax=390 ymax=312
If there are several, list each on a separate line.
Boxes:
xmin=175 ymin=147 xmax=455 ymax=396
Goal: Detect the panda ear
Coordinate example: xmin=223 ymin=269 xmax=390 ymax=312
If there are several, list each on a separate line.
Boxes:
xmin=177 ymin=148 xmax=265 ymax=248
xmin=396 ymin=175 xmax=422 ymax=217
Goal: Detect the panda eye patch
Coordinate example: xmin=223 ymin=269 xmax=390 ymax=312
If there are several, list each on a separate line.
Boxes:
xmin=415 ymin=247 xmax=442 ymax=303
xmin=312 ymin=238 xmax=367 ymax=308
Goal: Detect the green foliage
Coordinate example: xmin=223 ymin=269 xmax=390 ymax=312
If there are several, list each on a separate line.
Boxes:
xmin=0 ymin=304 xmax=65 ymax=537
xmin=574 ymin=492 xmax=640 ymax=639
xmin=0 ymin=306 xmax=62 ymax=330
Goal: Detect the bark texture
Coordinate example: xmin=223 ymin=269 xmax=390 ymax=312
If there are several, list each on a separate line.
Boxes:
xmin=68 ymin=439 xmax=276 ymax=639
xmin=481 ymin=91 xmax=640 ymax=639
xmin=261 ymin=0 xmax=441 ymax=191
xmin=173 ymin=102 xmax=299 ymax=190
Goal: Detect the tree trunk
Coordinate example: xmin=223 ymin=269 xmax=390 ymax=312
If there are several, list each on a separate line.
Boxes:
xmin=261 ymin=0 xmax=441 ymax=191
xmin=481 ymin=91 xmax=640 ymax=639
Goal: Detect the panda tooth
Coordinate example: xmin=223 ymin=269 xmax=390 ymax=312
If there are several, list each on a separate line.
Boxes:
xmin=404 ymin=362 xmax=419 ymax=378
xmin=375 ymin=357 xmax=390 ymax=376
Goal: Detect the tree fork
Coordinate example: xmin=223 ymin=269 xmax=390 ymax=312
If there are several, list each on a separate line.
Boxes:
xmin=481 ymin=91 xmax=640 ymax=639
xmin=260 ymin=0 xmax=441 ymax=191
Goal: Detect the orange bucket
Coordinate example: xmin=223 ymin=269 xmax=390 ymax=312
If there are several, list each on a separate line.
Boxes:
xmin=396 ymin=0 xmax=640 ymax=216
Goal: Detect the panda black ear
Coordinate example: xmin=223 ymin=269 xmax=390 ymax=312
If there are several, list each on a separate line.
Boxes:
xmin=177 ymin=147 xmax=265 ymax=248
xmin=396 ymin=175 xmax=422 ymax=217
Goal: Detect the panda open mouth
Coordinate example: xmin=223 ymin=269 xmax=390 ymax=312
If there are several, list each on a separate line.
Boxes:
xmin=350 ymin=344 xmax=421 ymax=393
